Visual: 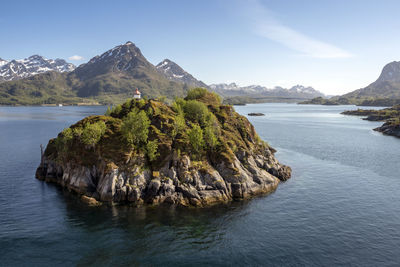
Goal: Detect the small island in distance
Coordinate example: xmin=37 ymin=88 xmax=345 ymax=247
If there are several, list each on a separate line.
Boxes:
xmin=248 ymin=113 xmax=265 ymax=116
xmin=36 ymin=88 xmax=291 ymax=207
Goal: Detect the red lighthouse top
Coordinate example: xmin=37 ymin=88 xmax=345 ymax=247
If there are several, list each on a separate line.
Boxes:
xmin=135 ymin=88 xmax=141 ymax=95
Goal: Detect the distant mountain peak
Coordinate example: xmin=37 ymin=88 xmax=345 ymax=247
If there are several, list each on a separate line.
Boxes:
xmin=340 ymin=60 xmax=400 ymax=100
xmin=74 ymin=42 xmax=151 ymax=80
xmin=0 ymin=55 xmax=75 ymax=82
xmin=28 ymin=54 xmax=45 ymax=60
xmin=376 ymin=61 xmax=400 ymax=83
xmin=156 ymin=59 xmax=183 ymax=75
xmin=98 ymin=42 xmax=142 ymax=61
xmin=156 ymin=58 xmax=207 ymax=88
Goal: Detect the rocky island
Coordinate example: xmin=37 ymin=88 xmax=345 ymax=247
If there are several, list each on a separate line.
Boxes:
xmin=36 ymin=88 xmax=291 ymax=207
xmin=342 ymin=105 xmax=400 ymax=138
xmin=248 ymin=113 xmax=265 ymax=116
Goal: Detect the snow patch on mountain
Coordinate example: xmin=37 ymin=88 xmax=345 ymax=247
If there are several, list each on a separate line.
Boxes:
xmin=0 ymin=55 xmax=75 ymax=82
xmin=156 ymin=59 xmax=207 ymax=88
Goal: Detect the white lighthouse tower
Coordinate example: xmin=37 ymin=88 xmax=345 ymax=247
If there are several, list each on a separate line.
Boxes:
xmin=133 ymin=88 xmax=141 ymax=99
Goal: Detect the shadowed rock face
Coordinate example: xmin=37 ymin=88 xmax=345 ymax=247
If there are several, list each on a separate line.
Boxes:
xmin=36 ymin=148 xmax=290 ymax=207
xmin=374 ymin=122 xmax=400 ymax=138
xmin=36 ymin=89 xmax=291 ymax=207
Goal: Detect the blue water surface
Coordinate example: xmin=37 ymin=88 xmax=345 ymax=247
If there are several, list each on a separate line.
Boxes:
xmin=0 ymin=104 xmax=399 ymax=266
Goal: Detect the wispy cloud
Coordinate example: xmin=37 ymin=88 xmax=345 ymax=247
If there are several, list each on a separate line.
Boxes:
xmin=68 ymin=55 xmax=84 ymax=61
xmin=241 ymin=0 xmax=353 ymax=59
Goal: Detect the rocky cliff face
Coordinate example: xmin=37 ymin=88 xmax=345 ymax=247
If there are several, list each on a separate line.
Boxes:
xmin=36 ymin=89 xmax=291 ymax=207
xmin=36 ymin=144 xmax=290 ymax=206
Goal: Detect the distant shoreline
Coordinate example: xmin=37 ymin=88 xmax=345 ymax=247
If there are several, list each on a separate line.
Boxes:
xmin=0 ymin=103 xmax=105 ymax=107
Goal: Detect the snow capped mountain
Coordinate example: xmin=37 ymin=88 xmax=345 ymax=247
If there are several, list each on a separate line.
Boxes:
xmin=156 ymin=59 xmax=207 ymax=88
xmin=289 ymin=85 xmax=323 ymax=95
xmin=210 ymin=83 xmax=240 ymax=91
xmin=0 ymin=55 xmax=75 ymax=82
xmin=0 ymin=41 xmax=189 ymax=104
xmin=82 ymin=41 xmax=141 ymax=67
xmin=73 ymin=41 xmax=153 ymax=81
xmin=210 ymin=83 xmax=325 ymax=99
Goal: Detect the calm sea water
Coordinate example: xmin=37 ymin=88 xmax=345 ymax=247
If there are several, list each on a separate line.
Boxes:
xmin=1 ymin=104 xmax=399 ymax=266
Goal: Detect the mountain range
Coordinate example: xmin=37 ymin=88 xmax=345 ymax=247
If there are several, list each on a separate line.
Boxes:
xmin=0 ymin=55 xmax=75 ymax=82
xmin=210 ymin=83 xmax=325 ymax=99
xmin=0 ymin=41 xmax=323 ymax=105
xmin=0 ymin=42 xmax=188 ymax=105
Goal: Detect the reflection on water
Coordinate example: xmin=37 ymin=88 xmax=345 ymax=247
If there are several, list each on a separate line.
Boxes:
xmin=1 ymin=104 xmax=400 ymax=266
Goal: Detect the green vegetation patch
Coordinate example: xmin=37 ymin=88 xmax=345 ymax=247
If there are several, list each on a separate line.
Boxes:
xmin=44 ymin=88 xmax=269 ymax=174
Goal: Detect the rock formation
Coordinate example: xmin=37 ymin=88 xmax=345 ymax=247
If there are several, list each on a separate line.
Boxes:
xmin=342 ymin=105 xmax=400 ymax=138
xmin=36 ymin=89 xmax=291 ymax=207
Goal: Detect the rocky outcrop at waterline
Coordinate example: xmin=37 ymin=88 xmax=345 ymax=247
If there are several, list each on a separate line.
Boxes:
xmin=342 ymin=105 xmax=400 ymax=138
xmin=374 ymin=121 xmax=400 ymax=138
xmin=36 ymin=88 xmax=291 ymax=207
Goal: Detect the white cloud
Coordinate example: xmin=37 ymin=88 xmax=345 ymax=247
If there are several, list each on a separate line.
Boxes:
xmin=242 ymin=0 xmax=353 ymax=59
xmin=68 ymin=55 xmax=84 ymax=61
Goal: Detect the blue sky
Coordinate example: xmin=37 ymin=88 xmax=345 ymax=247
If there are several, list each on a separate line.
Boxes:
xmin=1 ymin=0 xmax=400 ymax=95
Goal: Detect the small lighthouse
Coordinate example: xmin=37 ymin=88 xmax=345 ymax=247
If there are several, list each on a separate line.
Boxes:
xmin=133 ymin=88 xmax=141 ymax=99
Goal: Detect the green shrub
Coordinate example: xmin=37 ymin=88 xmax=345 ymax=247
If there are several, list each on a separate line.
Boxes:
xmin=157 ymin=96 xmax=167 ymax=103
xmin=146 ymin=107 xmax=154 ymax=117
xmin=172 ymin=97 xmax=186 ymax=113
xmin=105 ymin=106 xmax=112 ymax=116
xmin=205 ymin=112 xmax=219 ymax=128
xmin=73 ymin=127 xmax=83 ymax=137
xmin=121 ymin=110 xmax=150 ymax=147
xmin=81 ymin=121 xmax=107 ymax=146
xmin=188 ymin=124 xmax=204 ymax=156
xmin=203 ymin=125 xmax=219 ymax=150
xmin=55 ymin=127 xmax=74 ymax=152
xmin=186 ymin=88 xmax=221 ymax=104
xmin=111 ymin=104 xmax=122 ymax=116
xmin=184 ymin=100 xmax=209 ymax=125
xmin=146 ymin=140 xmax=159 ymax=161
xmin=172 ymin=112 xmax=186 ymax=138
xmin=62 ymin=128 xmax=73 ymax=143
xmin=137 ymin=99 xmax=146 ymax=108
xmin=186 ymin=88 xmax=208 ymax=100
